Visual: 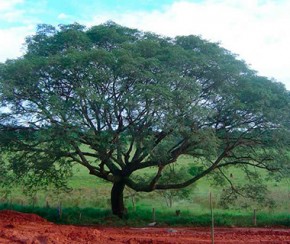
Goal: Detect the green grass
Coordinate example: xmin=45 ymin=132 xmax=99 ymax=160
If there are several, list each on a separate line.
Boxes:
xmin=1 ymin=203 xmax=289 ymax=227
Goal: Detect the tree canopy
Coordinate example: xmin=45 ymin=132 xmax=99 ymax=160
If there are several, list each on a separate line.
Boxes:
xmin=1 ymin=22 xmax=290 ymax=217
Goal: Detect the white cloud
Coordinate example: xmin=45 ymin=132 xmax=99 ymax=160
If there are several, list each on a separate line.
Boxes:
xmin=0 ymin=26 xmax=34 ymax=62
xmin=0 ymin=0 xmax=23 ymax=11
xmin=0 ymin=0 xmax=25 ymax=22
xmin=0 ymin=9 xmax=24 ymax=22
xmin=87 ymin=0 xmax=290 ymax=88
xmin=58 ymin=13 xmax=71 ymax=20
xmin=0 ymin=0 xmax=41 ymax=62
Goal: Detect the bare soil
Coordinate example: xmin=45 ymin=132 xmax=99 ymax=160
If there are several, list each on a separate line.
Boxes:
xmin=0 ymin=210 xmax=290 ymax=243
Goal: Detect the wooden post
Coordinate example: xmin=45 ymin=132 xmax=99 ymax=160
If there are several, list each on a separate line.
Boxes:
xmin=131 ymin=195 xmax=136 ymax=212
xmin=253 ymin=209 xmax=257 ymax=226
xmin=152 ymin=208 xmax=156 ymax=222
xmin=32 ymin=196 xmax=37 ymax=208
xmin=210 ymin=192 xmax=214 ymax=244
xmin=58 ymin=202 xmax=62 ymax=220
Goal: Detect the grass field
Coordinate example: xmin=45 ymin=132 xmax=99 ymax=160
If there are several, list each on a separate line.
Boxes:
xmin=1 ymin=155 xmax=290 ymax=226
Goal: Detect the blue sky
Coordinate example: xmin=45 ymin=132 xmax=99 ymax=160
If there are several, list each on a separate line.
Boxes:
xmin=1 ymin=0 xmax=290 ymax=89
xmin=1 ymin=0 xmax=179 ymax=28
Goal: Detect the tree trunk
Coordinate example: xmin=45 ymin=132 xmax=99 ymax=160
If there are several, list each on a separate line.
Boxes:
xmin=111 ymin=181 xmax=126 ymax=218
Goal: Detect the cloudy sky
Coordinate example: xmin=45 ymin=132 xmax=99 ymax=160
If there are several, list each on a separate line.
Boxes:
xmin=1 ymin=0 xmax=290 ymax=89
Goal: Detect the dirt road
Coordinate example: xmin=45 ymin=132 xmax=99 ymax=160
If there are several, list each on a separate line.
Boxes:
xmin=0 ymin=210 xmax=289 ymax=243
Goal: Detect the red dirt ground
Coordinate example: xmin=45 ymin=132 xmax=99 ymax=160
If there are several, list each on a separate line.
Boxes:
xmin=0 ymin=210 xmax=290 ymax=243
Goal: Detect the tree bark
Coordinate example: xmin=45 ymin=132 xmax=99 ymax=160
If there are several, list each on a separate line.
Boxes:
xmin=111 ymin=181 xmax=126 ymax=218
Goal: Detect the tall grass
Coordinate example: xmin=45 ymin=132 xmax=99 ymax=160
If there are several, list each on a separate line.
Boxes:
xmin=1 ymin=203 xmax=289 ymax=227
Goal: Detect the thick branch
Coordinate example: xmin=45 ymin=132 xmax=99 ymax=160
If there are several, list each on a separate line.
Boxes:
xmin=70 ymin=143 xmax=112 ymax=181
xmin=149 ymin=165 xmax=164 ymax=190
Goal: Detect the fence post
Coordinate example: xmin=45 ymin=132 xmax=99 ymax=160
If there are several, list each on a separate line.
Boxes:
xmin=253 ymin=209 xmax=257 ymax=226
xmin=58 ymin=202 xmax=62 ymax=220
xmin=210 ymin=192 xmax=214 ymax=244
xmin=152 ymin=208 xmax=156 ymax=222
xmin=132 ymin=195 xmax=136 ymax=212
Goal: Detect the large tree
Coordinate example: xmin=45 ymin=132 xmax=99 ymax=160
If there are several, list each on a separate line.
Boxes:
xmin=0 ymin=22 xmax=290 ymax=218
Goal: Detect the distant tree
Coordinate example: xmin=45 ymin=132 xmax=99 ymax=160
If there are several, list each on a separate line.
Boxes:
xmin=158 ymin=165 xmax=193 ymax=208
xmin=0 ymin=22 xmax=290 ymax=218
